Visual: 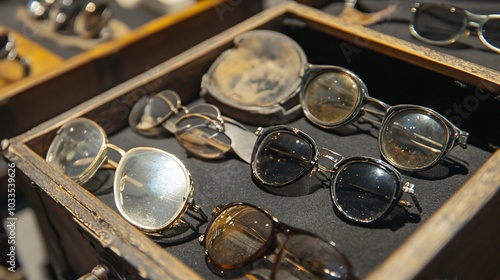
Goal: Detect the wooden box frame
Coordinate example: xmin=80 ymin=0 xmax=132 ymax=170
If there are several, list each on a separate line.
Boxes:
xmin=2 ymin=2 xmax=499 ymax=279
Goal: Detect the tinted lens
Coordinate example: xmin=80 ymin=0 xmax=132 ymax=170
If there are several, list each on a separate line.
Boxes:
xmin=274 ymin=234 xmax=351 ymax=280
xmin=304 ymin=71 xmax=361 ymax=127
xmin=129 ymin=95 xmax=173 ymax=131
xmin=252 ymin=130 xmax=315 ymax=187
xmin=380 ymin=110 xmax=448 ymax=170
xmin=175 ymin=115 xmax=232 ymax=159
xmin=332 ymin=161 xmax=398 ymax=223
xmin=205 ymin=205 xmax=273 ymax=268
xmin=413 ymin=5 xmax=466 ymax=42
xmin=114 ymin=148 xmax=191 ymax=230
xmin=482 ymin=18 xmax=500 ymax=49
xmin=46 ymin=119 xmax=106 ymax=184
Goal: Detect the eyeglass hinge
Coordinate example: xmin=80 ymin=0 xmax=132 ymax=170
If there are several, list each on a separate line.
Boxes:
xmin=402 ymin=182 xmax=423 ymax=213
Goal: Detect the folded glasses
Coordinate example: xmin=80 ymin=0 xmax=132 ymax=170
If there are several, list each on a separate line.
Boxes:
xmin=300 ymin=65 xmax=469 ymax=172
xmin=410 ymin=2 xmax=500 ymax=54
xmin=129 ymin=90 xmax=257 ymax=163
xmin=200 ymin=203 xmax=353 ymax=279
xmin=46 ymin=118 xmax=205 ymax=237
xmin=251 ymin=126 xmax=422 ymax=224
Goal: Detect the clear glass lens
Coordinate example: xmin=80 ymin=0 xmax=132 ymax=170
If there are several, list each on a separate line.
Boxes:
xmin=252 ymin=130 xmax=315 ymax=187
xmin=482 ymin=17 xmax=500 ymax=49
xmin=205 ymin=205 xmax=273 ymax=268
xmin=413 ymin=5 xmax=466 ymax=42
xmin=380 ymin=110 xmax=448 ymax=170
xmin=46 ymin=119 xmax=106 ymax=183
xmin=129 ymin=95 xmax=173 ymax=131
xmin=114 ymin=148 xmax=191 ymax=230
xmin=332 ymin=161 xmax=398 ymax=223
xmin=304 ymin=71 xmax=361 ymax=127
xmin=274 ymin=234 xmax=350 ymax=280
xmin=175 ymin=115 xmax=232 ymax=159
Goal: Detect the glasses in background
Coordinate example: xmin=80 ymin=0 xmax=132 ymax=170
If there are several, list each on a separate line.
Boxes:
xmin=410 ymin=2 xmax=500 ymax=53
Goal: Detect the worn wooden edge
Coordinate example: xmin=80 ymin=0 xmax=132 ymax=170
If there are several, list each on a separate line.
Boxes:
xmin=1 ymin=139 xmax=203 ymax=280
xmin=366 ymin=150 xmax=500 ymax=280
xmin=286 ymin=2 xmax=500 ymax=94
xmin=0 ymin=0 xmax=227 ymax=101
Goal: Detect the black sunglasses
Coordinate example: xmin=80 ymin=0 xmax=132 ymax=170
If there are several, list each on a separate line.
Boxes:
xmin=251 ymin=126 xmax=422 ymax=224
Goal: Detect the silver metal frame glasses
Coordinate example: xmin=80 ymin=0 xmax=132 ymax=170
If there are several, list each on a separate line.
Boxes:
xmin=129 ymin=90 xmax=257 ymax=163
xmin=200 ymin=202 xmax=353 ymax=279
xmin=251 ymin=126 xmax=422 ymax=224
xmin=300 ymin=65 xmax=469 ymax=172
xmin=0 ymin=28 xmax=30 ymax=78
xmin=46 ymin=118 xmax=204 ymax=237
xmin=410 ymin=2 xmax=500 ymax=54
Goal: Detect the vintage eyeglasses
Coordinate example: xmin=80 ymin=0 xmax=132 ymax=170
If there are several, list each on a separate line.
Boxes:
xmin=129 ymin=90 xmax=257 ymax=163
xmin=46 ymin=118 xmax=205 ymax=237
xmin=0 ymin=28 xmax=30 ymax=78
xmin=26 ymin=0 xmax=112 ymax=39
xmin=410 ymin=3 xmax=500 ymax=54
xmin=300 ymin=65 xmax=469 ymax=172
xmin=200 ymin=203 xmax=353 ymax=279
xmin=252 ymin=126 xmax=422 ymax=224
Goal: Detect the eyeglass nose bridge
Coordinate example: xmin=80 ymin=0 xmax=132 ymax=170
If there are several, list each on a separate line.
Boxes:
xmin=317 ymin=147 xmax=345 ymax=174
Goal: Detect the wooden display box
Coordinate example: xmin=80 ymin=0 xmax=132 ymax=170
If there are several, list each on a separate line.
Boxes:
xmin=2 ymin=2 xmax=499 ymax=279
xmin=0 ymin=0 xmax=262 ymax=140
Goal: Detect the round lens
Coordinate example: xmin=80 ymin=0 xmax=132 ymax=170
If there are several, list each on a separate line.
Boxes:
xmin=332 ymin=160 xmax=399 ymax=223
xmin=129 ymin=95 xmax=174 ymax=131
xmin=46 ymin=118 xmax=106 ymax=184
xmin=413 ymin=5 xmax=466 ymax=42
xmin=175 ymin=115 xmax=232 ymax=159
xmin=380 ymin=110 xmax=448 ymax=170
xmin=274 ymin=234 xmax=351 ymax=280
xmin=303 ymin=70 xmax=362 ymax=127
xmin=205 ymin=205 xmax=274 ymax=268
xmin=481 ymin=17 xmax=500 ymax=51
xmin=252 ymin=130 xmax=315 ymax=187
xmin=114 ymin=148 xmax=192 ymax=231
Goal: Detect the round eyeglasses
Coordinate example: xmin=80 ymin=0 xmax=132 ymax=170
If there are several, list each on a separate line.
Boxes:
xmin=410 ymin=2 xmax=500 ymax=54
xmin=251 ymin=126 xmax=422 ymax=224
xmin=300 ymin=65 xmax=469 ymax=172
xmin=201 ymin=203 xmax=353 ymax=279
xmin=46 ymin=118 xmax=205 ymax=236
xmin=129 ymin=90 xmax=258 ymax=163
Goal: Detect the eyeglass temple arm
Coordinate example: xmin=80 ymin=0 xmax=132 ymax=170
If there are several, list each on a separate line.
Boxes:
xmin=400 ymin=182 xmax=423 ymax=213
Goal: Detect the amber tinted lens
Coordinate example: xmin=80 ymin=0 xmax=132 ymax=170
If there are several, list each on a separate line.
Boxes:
xmin=274 ymin=234 xmax=350 ymax=280
xmin=129 ymin=95 xmax=173 ymax=131
xmin=304 ymin=71 xmax=361 ymax=127
xmin=252 ymin=130 xmax=315 ymax=187
xmin=332 ymin=161 xmax=398 ymax=223
xmin=380 ymin=110 xmax=448 ymax=170
xmin=413 ymin=5 xmax=466 ymax=42
xmin=205 ymin=205 xmax=274 ymax=268
xmin=175 ymin=115 xmax=232 ymax=159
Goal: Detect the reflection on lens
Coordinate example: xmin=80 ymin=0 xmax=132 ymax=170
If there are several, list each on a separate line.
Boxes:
xmin=274 ymin=234 xmax=351 ymax=280
xmin=380 ymin=111 xmax=447 ymax=170
xmin=129 ymin=95 xmax=173 ymax=131
xmin=413 ymin=5 xmax=466 ymax=42
xmin=175 ymin=116 xmax=232 ymax=159
xmin=114 ymin=148 xmax=191 ymax=230
xmin=252 ymin=131 xmax=315 ymax=186
xmin=482 ymin=18 xmax=500 ymax=49
xmin=304 ymin=71 xmax=361 ymax=127
xmin=46 ymin=119 xmax=106 ymax=183
xmin=205 ymin=205 xmax=273 ymax=268
xmin=332 ymin=161 xmax=398 ymax=223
